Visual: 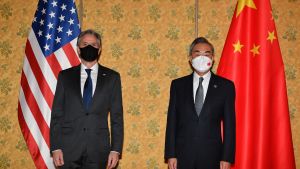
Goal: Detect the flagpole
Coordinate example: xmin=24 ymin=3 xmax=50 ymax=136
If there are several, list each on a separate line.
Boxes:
xmin=194 ymin=0 xmax=199 ymax=38
xmin=79 ymin=0 xmax=84 ymax=28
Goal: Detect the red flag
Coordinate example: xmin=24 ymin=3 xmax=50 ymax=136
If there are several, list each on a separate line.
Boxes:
xmin=217 ymin=0 xmax=295 ymax=168
xmin=18 ymin=0 xmax=80 ymax=168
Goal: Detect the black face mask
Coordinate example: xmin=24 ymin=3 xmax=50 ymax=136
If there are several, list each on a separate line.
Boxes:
xmin=79 ymin=45 xmax=99 ymax=61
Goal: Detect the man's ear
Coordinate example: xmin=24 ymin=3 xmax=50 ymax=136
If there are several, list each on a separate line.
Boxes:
xmin=77 ymin=47 xmax=80 ymax=55
xmin=98 ymin=48 xmax=102 ymax=55
xmin=96 ymin=48 xmax=102 ymax=61
xmin=188 ymin=56 xmax=193 ymax=63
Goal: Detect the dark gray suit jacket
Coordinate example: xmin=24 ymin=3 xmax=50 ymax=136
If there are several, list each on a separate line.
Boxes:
xmin=50 ymin=64 xmax=123 ymax=162
xmin=165 ymin=72 xmax=236 ymax=167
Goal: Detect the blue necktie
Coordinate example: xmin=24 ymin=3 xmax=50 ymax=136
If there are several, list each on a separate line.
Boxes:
xmin=83 ymin=69 xmax=92 ymax=110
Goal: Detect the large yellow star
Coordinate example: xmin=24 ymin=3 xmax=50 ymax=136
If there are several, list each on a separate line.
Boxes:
xmin=267 ymin=31 xmax=277 ymax=43
xmin=250 ymin=44 xmax=260 ymax=56
xmin=233 ymin=40 xmax=244 ymax=53
xmin=236 ymin=0 xmax=257 ymax=17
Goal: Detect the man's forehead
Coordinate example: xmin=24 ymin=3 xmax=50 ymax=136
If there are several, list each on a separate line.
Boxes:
xmin=193 ymin=43 xmax=212 ymax=51
xmin=80 ymin=34 xmax=97 ymax=41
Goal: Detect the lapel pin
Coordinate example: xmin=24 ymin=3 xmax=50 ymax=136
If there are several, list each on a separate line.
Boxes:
xmin=102 ymin=73 xmax=106 ymax=76
xmin=213 ymin=84 xmax=218 ymax=88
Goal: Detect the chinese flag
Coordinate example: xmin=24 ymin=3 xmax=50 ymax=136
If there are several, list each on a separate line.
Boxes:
xmin=217 ymin=0 xmax=296 ymax=169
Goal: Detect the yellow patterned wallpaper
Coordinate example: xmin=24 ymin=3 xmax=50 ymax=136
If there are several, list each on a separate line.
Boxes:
xmin=0 ymin=0 xmax=299 ymax=168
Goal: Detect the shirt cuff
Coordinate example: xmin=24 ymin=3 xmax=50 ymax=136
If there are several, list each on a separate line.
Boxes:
xmin=52 ymin=149 xmax=62 ymax=153
xmin=110 ymin=151 xmax=120 ymax=155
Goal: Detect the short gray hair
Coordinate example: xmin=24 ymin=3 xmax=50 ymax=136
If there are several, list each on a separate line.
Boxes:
xmin=77 ymin=29 xmax=102 ymax=47
xmin=189 ymin=37 xmax=214 ymax=56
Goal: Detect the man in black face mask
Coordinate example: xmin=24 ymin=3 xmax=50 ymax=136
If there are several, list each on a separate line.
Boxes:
xmin=50 ymin=29 xmax=124 ymax=169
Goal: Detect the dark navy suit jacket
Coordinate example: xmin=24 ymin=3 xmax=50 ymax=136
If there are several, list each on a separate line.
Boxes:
xmin=165 ymin=72 xmax=235 ymax=167
xmin=50 ymin=64 xmax=123 ymax=162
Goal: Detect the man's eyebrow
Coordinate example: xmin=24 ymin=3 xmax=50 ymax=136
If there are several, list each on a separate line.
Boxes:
xmin=192 ymin=50 xmax=212 ymax=53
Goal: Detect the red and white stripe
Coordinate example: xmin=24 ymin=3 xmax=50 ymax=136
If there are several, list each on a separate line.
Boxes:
xmin=18 ymin=28 xmax=80 ymax=169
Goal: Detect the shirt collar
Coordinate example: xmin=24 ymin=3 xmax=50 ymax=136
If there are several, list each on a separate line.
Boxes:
xmin=193 ymin=71 xmax=211 ymax=82
xmin=80 ymin=62 xmax=99 ymax=73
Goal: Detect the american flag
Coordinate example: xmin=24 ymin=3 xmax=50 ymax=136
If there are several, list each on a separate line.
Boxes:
xmin=18 ymin=0 xmax=80 ymax=168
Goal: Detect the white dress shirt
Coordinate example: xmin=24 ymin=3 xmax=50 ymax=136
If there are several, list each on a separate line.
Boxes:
xmin=193 ymin=71 xmax=211 ymax=103
xmin=80 ymin=63 xmax=98 ymax=97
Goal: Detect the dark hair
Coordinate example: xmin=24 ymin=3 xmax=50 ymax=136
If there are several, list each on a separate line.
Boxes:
xmin=77 ymin=29 xmax=102 ymax=47
xmin=189 ymin=37 xmax=214 ymax=56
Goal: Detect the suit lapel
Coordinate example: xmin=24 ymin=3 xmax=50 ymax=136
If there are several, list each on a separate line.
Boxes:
xmin=185 ymin=73 xmax=199 ymax=119
xmin=89 ymin=64 xmax=107 ymax=110
xmin=72 ymin=65 xmax=83 ymax=106
xmin=199 ymin=72 xmax=217 ymax=118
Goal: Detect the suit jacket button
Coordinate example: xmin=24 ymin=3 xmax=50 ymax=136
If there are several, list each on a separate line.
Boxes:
xmin=83 ymin=128 xmax=86 ymax=131
xmin=86 ymin=113 xmax=89 ymax=116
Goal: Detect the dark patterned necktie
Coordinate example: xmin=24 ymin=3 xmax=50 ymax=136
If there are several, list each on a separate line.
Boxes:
xmin=83 ymin=69 xmax=92 ymax=110
xmin=195 ymin=77 xmax=204 ymax=116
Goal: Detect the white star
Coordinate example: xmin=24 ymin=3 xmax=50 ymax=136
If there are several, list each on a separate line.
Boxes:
xmin=57 ymin=26 xmax=63 ymax=32
xmin=47 ymin=22 xmax=54 ymax=29
xmin=44 ymin=44 xmax=50 ymax=51
xmin=41 ymin=8 xmax=46 ymax=15
xmin=77 ymin=23 xmax=81 ymax=28
xmin=55 ymin=37 xmax=61 ymax=43
xmin=43 ymin=0 xmax=47 ymax=3
xmin=66 ymin=29 xmax=73 ymax=36
xmin=68 ymin=18 xmax=74 ymax=25
xmin=61 ymin=4 xmax=67 ymax=11
xmin=51 ymin=1 xmax=57 ymax=7
xmin=33 ymin=17 xmax=37 ymax=22
xmin=40 ymin=19 xmax=44 ymax=26
xmin=38 ymin=30 xmax=43 ymax=37
xmin=59 ymin=15 xmax=65 ymax=22
xmin=70 ymin=7 xmax=76 ymax=14
xmin=45 ymin=33 xmax=52 ymax=40
xmin=49 ymin=11 xmax=55 ymax=18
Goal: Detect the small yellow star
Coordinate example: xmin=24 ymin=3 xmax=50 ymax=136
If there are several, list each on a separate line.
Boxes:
xmin=236 ymin=0 xmax=257 ymax=17
xmin=270 ymin=11 xmax=274 ymax=20
xmin=233 ymin=40 xmax=244 ymax=53
xmin=250 ymin=44 xmax=260 ymax=56
xmin=267 ymin=31 xmax=277 ymax=43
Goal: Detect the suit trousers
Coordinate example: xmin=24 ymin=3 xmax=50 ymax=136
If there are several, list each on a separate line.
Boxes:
xmin=60 ymin=148 xmax=108 ymax=169
xmin=177 ymin=139 xmax=220 ymax=169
